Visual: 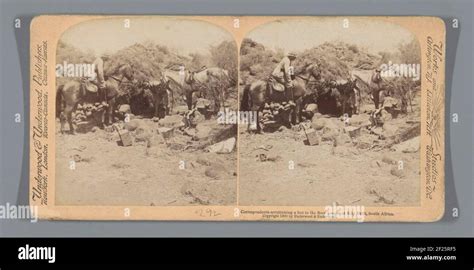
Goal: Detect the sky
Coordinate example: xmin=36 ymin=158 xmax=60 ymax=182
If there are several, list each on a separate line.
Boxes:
xmin=246 ymin=17 xmax=416 ymax=54
xmin=60 ymin=17 xmax=234 ymax=56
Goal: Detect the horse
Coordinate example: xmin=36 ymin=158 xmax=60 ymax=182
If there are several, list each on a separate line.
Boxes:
xmin=141 ymin=80 xmax=171 ymax=119
xmin=351 ymin=69 xmax=390 ymax=109
xmin=56 ymin=63 xmax=135 ymax=134
xmin=240 ymin=63 xmax=321 ymax=131
xmin=162 ymin=66 xmax=231 ymax=112
xmin=193 ymin=67 xmax=232 ymax=111
xmin=335 ymin=78 xmax=360 ymax=116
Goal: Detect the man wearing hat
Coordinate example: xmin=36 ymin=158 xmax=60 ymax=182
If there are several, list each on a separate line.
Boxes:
xmin=271 ymin=52 xmax=297 ymax=103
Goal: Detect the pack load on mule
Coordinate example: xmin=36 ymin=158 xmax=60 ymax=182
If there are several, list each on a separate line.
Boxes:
xmin=73 ymin=101 xmax=109 ymax=125
xmin=260 ymin=101 xmax=295 ymax=128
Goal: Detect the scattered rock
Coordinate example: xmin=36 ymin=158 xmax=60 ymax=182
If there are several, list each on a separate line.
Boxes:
xmin=195 ymin=124 xmax=213 ymax=140
xmin=196 ymin=157 xmax=212 ymax=166
xmin=195 ymin=98 xmax=211 ymax=110
xmin=369 ymin=189 xmax=395 ymax=204
xmin=389 ymin=122 xmax=421 ymax=144
xmin=255 ymin=149 xmax=281 ymax=162
xmin=392 ymin=136 xmax=420 ymax=153
xmin=118 ymin=104 xmax=131 ymax=114
xmin=183 ymin=128 xmax=197 ymax=138
xmin=186 ymin=110 xmax=205 ymax=127
xmin=383 ymin=97 xmax=398 ymax=109
xmin=344 ymin=126 xmax=361 ymax=138
xmin=349 ymin=114 xmax=371 ymax=127
xmin=390 ymin=166 xmax=406 ymax=178
xmin=297 ymin=162 xmax=317 ymax=168
xmin=204 ymin=163 xmax=229 ymax=180
xmin=370 ymin=126 xmax=385 ymax=139
xmin=385 ymin=107 xmax=402 ymax=119
xmin=278 ymin=125 xmax=289 ymax=132
xmin=72 ymin=154 xmax=82 ymax=162
xmin=158 ymin=115 xmax=185 ymax=129
xmin=123 ymin=119 xmax=142 ymax=132
xmin=207 ymin=137 xmax=236 ymax=154
xmin=335 ymin=133 xmax=352 ymax=145
xmin=157 ymin=127 xmax=174 ymax=140
xmin=355 ymin=136 xmax=373 ymax=150
xmin=382 ymin=155 xmax=396 ymax=165
xmin=311 ymin=116 xmax=326 ymax=130
xmin=174 ymin=105 xmax=189 ymax=115
xmin=380 ymin=109 xmax=393 ymax=123
xmin=194 ymin=122 xmax=237 ymax=149
xmin=321 ymin=121 xmax=341 ymax=141
xmin=181 ymin=183 xmax=211 ymax=205
xmin=134 ymin=126 xmax=153 ymax=144
xmin=382 ymin=122 xmax=398 ymax=138
xmin=305 ymin=103 xmax=318 ymax=114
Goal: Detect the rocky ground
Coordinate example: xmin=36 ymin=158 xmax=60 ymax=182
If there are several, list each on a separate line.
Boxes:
xmin=56 ymin=91 xmax=421 ymax=208
xmin=56 ymin=102 xmax=237 ymax=206
xmin=239 ymin=94 xmax=421 ymax=207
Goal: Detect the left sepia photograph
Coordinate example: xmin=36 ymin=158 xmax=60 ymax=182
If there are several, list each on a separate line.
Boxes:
xmin=54 ymin=17 xmax=238 ymax=206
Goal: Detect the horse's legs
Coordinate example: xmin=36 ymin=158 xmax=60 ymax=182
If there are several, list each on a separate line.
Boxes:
xmin=154 ymin=98 xmax=159 ymax=118
xmin=107 ymin=98 xmax=116 ymax=125
xmin=292 ymin=97 xmax=302 ymax=125
xmin=248 ymin=104 xmax=262 ymax=133
xmin=64 ymin=106 xmax=74 ymax=134
xmin=100 ymin=110 xmax=106 ymax=129
xmin=59 ymin=112 xmax=66 ymax=134
xmin=186 ymin=92 xmax=193 ymax=110
xmin=167 ymin=89 xmax=173 ymax=115
xmin=372 ymin=89 xmax=380 ymax=109
xmin=353 ymin=89 xmax=360 ymax=114
xmin=342 ymin=98 xmax=347 ymax=116
xmin=255 ymin=110 xmax=262 ymax=133
xmin=379 ymin=90 xmax=385 ymax=108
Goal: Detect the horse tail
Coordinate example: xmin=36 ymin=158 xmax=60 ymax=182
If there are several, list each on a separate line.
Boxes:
xmin=240 ymin=83 xmax=251 ymax=111
xmin=56 ymin=84 xmax=64 ymax=119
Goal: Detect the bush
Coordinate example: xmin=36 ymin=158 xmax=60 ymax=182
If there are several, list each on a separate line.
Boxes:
xmin=348 ymin=44 xmax=359 ymax=54
xmin=210 ymin=40 xmax=238 ymax=85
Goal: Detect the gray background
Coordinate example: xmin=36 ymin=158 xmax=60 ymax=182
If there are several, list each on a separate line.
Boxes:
xmin=0 ymin=0 xmax=472 ymax=237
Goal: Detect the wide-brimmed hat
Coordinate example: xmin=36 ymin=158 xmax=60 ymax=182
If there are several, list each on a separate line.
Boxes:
xmin=287 ymin=52 xmax=297 ymax=58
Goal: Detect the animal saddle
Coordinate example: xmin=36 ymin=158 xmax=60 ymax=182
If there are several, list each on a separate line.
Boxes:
xmin=268 ymin=76 xmax=285 ymax=92
xmin=145 ymin=80 xmax=161 ymax=90
xmin=83 ymin=80 xmax=98 ymax=93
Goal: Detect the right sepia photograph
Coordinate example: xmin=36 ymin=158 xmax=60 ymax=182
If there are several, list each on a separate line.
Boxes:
xmin=238 ymin=17 xmax=423 ymax=207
